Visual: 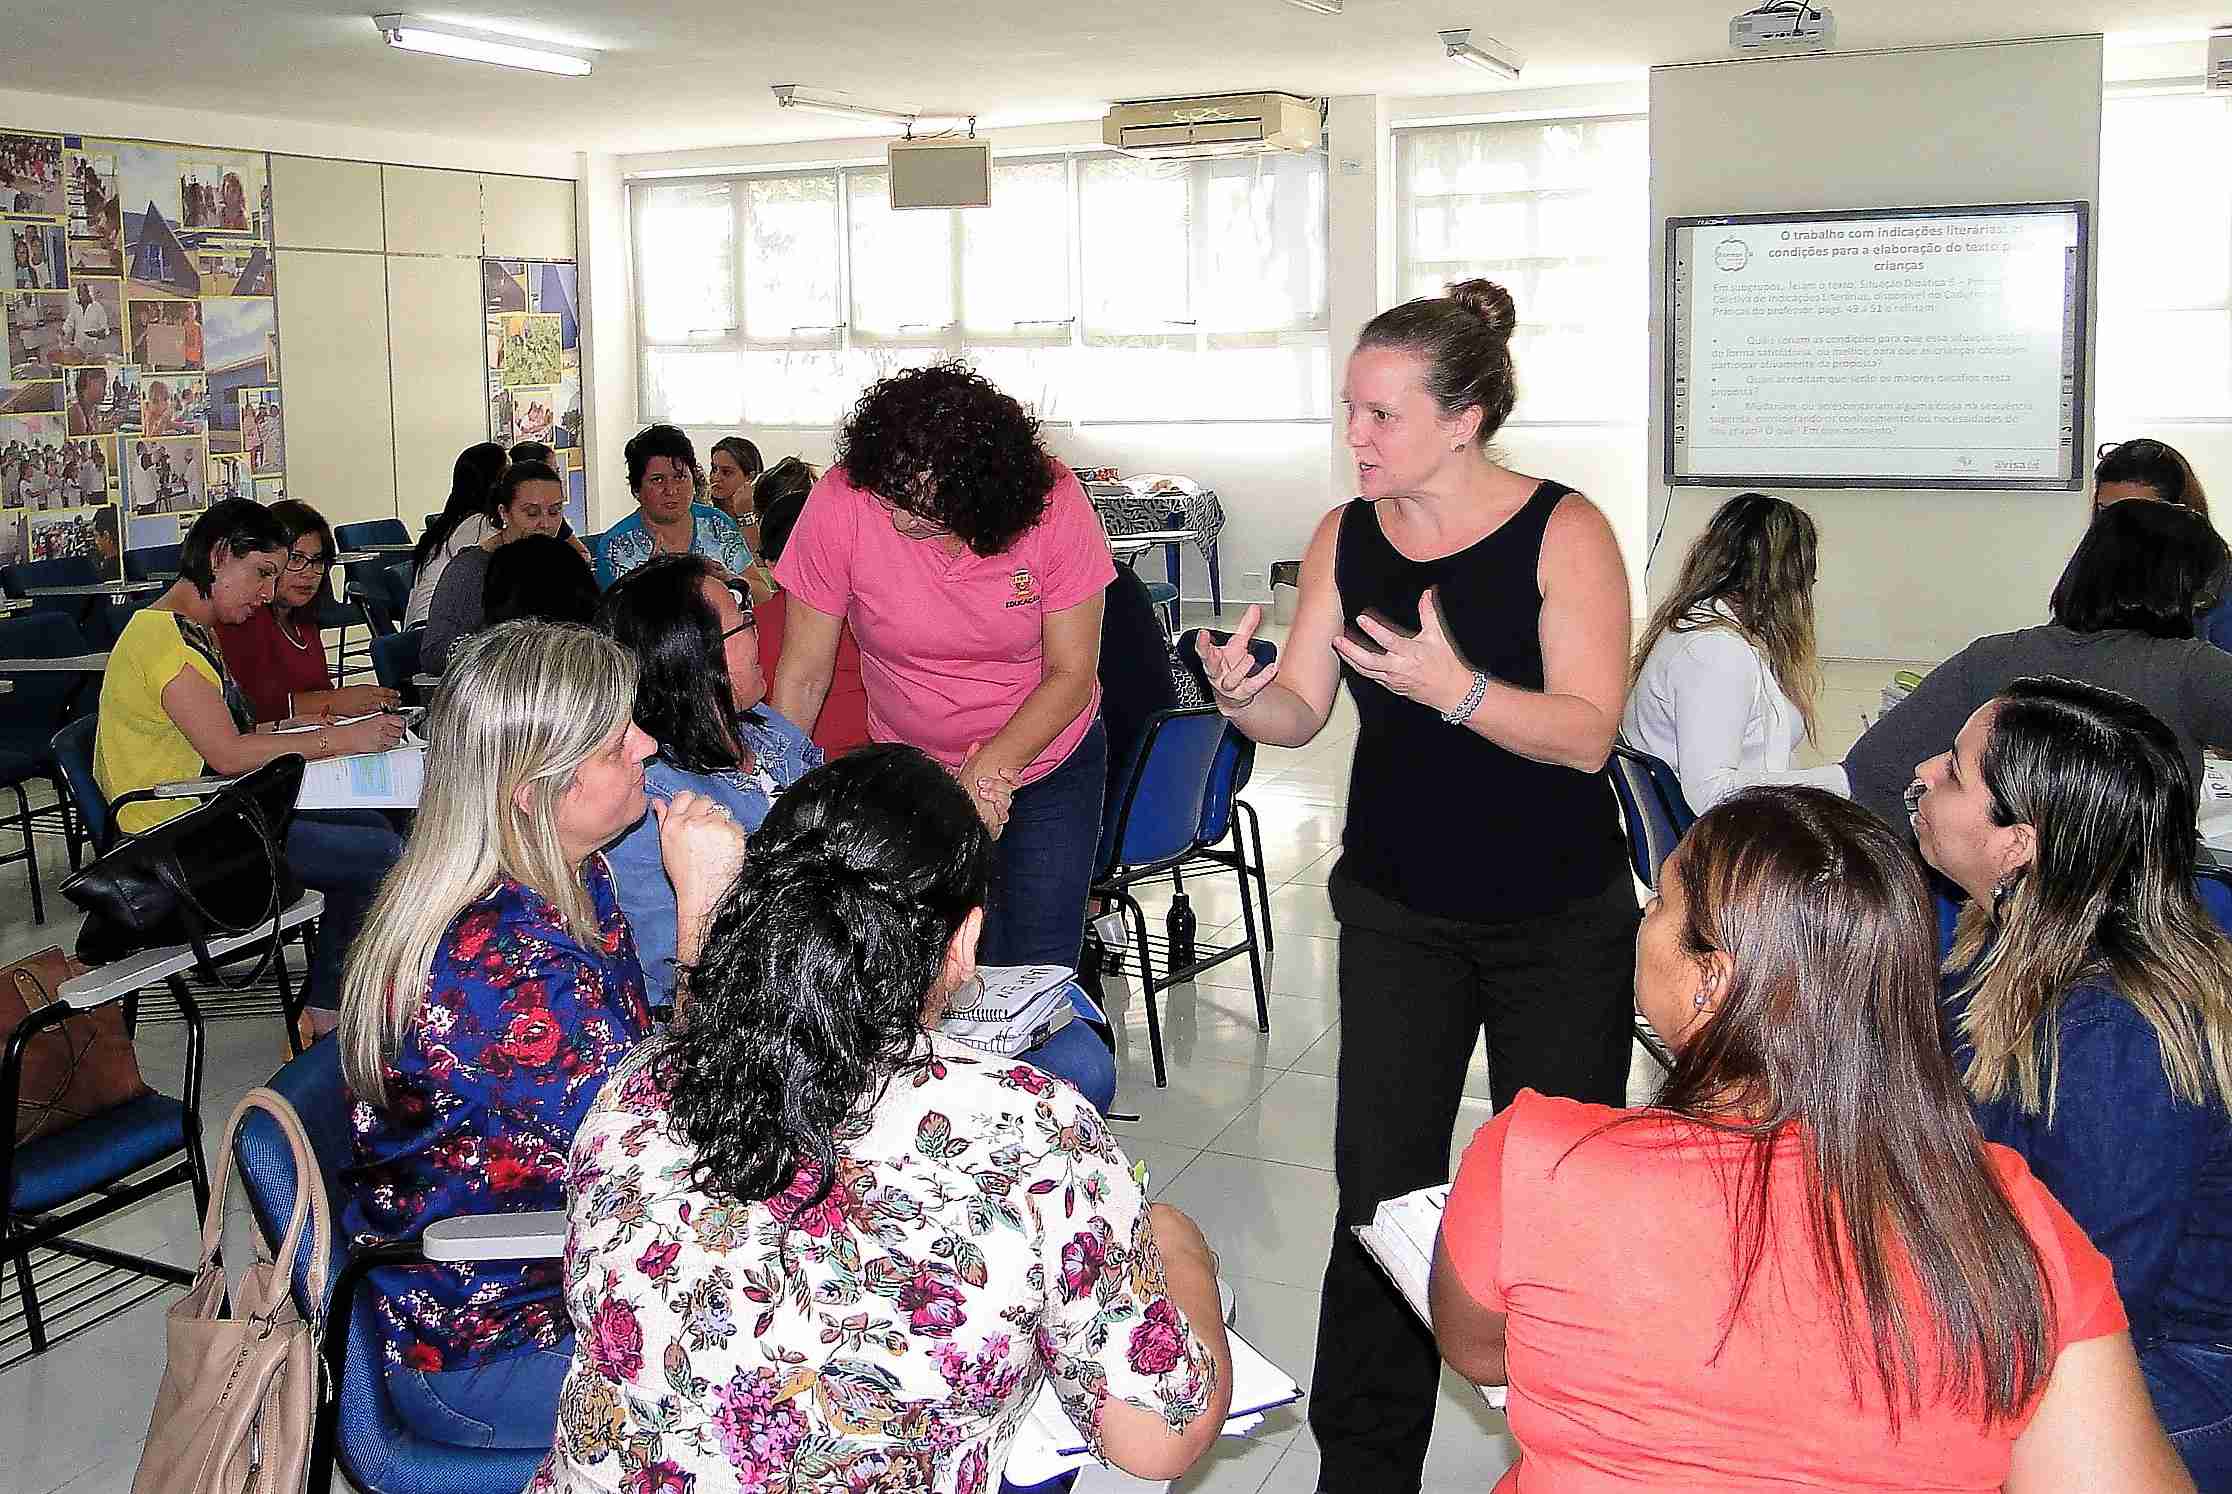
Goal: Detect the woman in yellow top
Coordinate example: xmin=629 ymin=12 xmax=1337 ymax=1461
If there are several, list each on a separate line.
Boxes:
xmin=96 ymin=498 xmax=408 ymax=1029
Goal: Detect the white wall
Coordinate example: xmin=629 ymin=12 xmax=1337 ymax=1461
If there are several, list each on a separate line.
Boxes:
xmin=1647 ymin=37 xmax=2104 ymax=662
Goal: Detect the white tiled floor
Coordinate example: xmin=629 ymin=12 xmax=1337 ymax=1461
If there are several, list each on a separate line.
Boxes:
xmin=0 ymin=627 xmax=1909 ymax=1494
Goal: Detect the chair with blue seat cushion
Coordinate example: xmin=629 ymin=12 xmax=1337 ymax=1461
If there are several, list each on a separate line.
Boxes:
xmin=1089 ymin=707 xmax=1268 ymax=1088
xmin=1142 ymin=580 xmax=1180 ymax=636
xmin=0 ymin=610 xmax=102 ymax=899
xmin=334 ymin=519 xmax=411 ymax=552
xmin=0 ymin=952 xmax=210 ymax=1366
xmin=2 ymin=555 xmax=129 ymax=648
xmin=1175 ymin=628 xmax=1277 ymax=955
xmin=122 ymin=543 xmax=181 ymax=584
xmin=1603 ymin=743 xmax=1697 ymax=1072
xmin=238 ymin=1037 xmax=555 ymax=1494
xmin=372 ymin=627 xmax=424 ymax=701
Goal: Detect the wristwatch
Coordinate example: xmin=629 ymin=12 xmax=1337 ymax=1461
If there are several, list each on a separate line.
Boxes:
xmin=1441 ymin=671 xmax=1489 ymax=726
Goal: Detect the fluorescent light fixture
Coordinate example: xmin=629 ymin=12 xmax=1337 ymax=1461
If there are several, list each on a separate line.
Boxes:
xmin=374 ymin=14 xmax=593 ymax=76
xmin=771 ymin=85 xmax=919 ymax=128
xmin=1283 ymin=0 xmax=1344 ymax=13
xmin=1437 ymin=27 xmax=1523 ymax=80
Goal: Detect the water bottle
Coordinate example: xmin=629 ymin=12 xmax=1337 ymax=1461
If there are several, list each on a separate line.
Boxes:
xmin=1166 ymin=891 xmax=1197 ymax=970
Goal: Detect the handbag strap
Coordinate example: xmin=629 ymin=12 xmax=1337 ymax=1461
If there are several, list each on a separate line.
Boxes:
xmin=201 ymin=1088 xmax=332 ymax=1320
xmin=159 ymin=783 xmax=289 ymax=993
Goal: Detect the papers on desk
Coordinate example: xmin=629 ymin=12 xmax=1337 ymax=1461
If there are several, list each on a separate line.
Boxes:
xmin=999 ymin=1326 xmax=1301 ymax=1485
xmin=2202 ymin=757 xmax=2232 ymax=855
xmin=937 ymin=964 xmax=1076 ymax=1058
xmin=296 ymin=747 xmax=423 ymax=810
xmin=1353 ymin=1184 xmax=1507 ymax=1410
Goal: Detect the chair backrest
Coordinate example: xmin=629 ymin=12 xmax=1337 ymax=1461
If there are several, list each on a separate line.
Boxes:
xmin=333 ymin=518 xmax=410 ymax=551
xmin=0 ymin=610 xmax=97 ymax=745
xmin=122 ymin=543 xmax=182 ymax=583
xmin=1098 ymin=707 xmax=1231 ymax=876
xmin=1177 ymin=628 xmax=1274 ymax=843
xmin=1 ymin=554 xmax=100 ymax=600
xmin=1605 ymin=743 xmax=1697 ymax=891
xmin=49 ymin=715 xmax=112 ymax=855
xmin=371 ymin=626 xmax=422 ymax=692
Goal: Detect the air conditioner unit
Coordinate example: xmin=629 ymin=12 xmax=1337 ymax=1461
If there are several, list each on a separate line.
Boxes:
xmin=1103 ymin=92 xmax=1320 ymax=159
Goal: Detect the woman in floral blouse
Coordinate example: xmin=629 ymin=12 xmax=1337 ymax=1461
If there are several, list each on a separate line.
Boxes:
xmin=338 ymin=620 xmax=747 ymax=1449
xmin=530 ymin=745 xmax=1233 ymax=1493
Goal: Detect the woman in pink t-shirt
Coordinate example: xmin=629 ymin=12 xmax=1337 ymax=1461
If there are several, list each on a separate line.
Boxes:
xmin=1431 ymin=787 xmax=2189 ymax=1493
xmin=771 ymin=366 xmax=1117 ymax=1097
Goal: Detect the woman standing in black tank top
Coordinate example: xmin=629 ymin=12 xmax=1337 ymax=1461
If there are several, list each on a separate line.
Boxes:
xmin=1198 ymin=280 xmax=1637 ymax=1492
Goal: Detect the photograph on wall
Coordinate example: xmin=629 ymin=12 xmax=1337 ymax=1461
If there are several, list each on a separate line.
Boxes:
xmin=553 ymin=371 xmax=581 ymax=449
xmin=0 ymin=378 xmax=60 ymax=415
xmin=29 ymin=503 xmax=116 ymax=570
xmin=195 ymin=245 xmax=272 ymax=297
xmin=178 ymin=158 xmax=259 ymax=235
xmin=202 ymin=296 xmax=274 ymax=453
xmin=0 ymin=133 xmax=65 ymax=219
xmin=253 ymin=475 xmax=284 ymax=501
xmin=0 ymin=411 xmax=67 ymax=509
xmin=0 ymin=511 xmax=22 ymax=568
xmin=136 ymin=373 xmax=207 ymax=437
xmin=493 ymin=312 xmax=563 ymax=387
xmin=124 ymin=434 xmax=206 ymax=514
xmin=9 ymin=222 xmax=66 ymax=290
xmin=66 ymin=144 xmax=119 ymax=248
xmin=128 ymin=297 xmax=203 ymax=371
xmin=4 ymin=291 xmax=68 ymax=379
xmin=506 ymin=385 xmax=559 ymax=447
xmin=240 ymin=386 xmax=282 ymax=475
xmin=208 ymin=449 xmax=249 ymax=503
xmin=483 ymin=259 xmax=529 ymax=314
xmin=563 ymin=456 xmax=587 ymax=535
xmin=54 ymin=279 xmax=122 ymax=364
xmin=127 ymin=508 xmax=190 ymax=551
xmin=71 ymin=434 xmax=118 ymax=506
xmin=62 ymin=364 xmax=119 ymax=432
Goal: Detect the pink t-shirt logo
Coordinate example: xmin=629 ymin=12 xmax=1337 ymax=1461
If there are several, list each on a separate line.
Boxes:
xmin=1004 ymin=568 xmax=1040 ymax=609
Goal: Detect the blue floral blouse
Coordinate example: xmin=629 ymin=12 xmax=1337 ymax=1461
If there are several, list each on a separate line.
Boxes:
xmin=527 ymin=1034 xmax=1219 ymax=1493
xmin=341 ymin=857 xmax=653 ymax=1371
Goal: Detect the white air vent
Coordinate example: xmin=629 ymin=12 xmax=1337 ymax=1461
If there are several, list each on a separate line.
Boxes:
xmin=1103 ymin=92 xmax=1321 ymax=159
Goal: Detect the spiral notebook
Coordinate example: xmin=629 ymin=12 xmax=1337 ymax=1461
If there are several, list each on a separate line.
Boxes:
xmin=1352 ymin=1184 xmax=1507 ymax=1410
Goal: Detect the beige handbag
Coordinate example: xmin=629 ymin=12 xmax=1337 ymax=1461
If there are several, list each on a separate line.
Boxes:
xmin=133 ymin=1088 xmax=329 ymax=1494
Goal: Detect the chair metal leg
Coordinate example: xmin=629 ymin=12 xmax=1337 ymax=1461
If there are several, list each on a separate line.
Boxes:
xmin=1207 ymin=542 xmax=1222 ymax=617
xmin=9 ymin=781 xmax=41 ymax=926
xmin=1231 ymin=855 xmax=1270 ymax=1035
xmin=1123 ymin=892 xmax=1167 ymax=1089
xmin=9 ymin=1241 xmax=47 ymax=1355
xmin=1237 ymin=798 xmax=1273 ymax=956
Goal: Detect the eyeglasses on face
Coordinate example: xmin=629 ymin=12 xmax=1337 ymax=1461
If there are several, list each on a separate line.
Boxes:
xmin=282 ymin=549 xmax=331 ymax=573
xmin=718 ymin=581 xmax=757 ymax=640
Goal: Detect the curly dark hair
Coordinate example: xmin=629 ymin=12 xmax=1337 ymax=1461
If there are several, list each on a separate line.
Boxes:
xmin=625 ymin=423 xmax=700 ymax=493
xmin=659 ymin=745 xmax=994 ymax=1206
xmin=834 ymin=362 xmax=1056 ymax=557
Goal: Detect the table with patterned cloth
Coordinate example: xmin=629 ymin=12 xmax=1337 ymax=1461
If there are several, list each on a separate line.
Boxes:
xmin=1086 ymin=480 xmax=1227 ymax=615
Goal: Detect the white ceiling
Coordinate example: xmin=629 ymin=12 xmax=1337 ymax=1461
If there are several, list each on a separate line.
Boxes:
xmin=11 ymin=0 xmax=2227 ymax=154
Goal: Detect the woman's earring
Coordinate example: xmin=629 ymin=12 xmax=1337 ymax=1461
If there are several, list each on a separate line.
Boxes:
xmin=1691 ymin=990 xmax=1710 ymax=1012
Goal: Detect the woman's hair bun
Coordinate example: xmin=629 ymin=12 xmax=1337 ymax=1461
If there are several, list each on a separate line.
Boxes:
xmin=1446 ymin=278 xmax=1517 ymax=340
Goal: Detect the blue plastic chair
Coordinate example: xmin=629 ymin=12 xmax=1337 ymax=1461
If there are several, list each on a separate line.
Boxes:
xmin=2 ymin=556 xmax=127 ymax=649
xmin=1 ymin=949 xmax=210 ymax=1366
xmin=335 ymin=519 xmax=411 ymax=551
xmin=1176 ymin=629 xmax=1277 ymax=955
xmin=372 ymin=627 xmax=424 ymax=700
xmin=1090 ymin=707 xmax=1268 ymax=1088
xmin=122 ymin=542 xmax=181 ymax=584
xmin=237 ymin=1039 xmax=552 ymax=1494
xmin=1605 ymin=743 xmax=1697 ymax=892
xmin=0 ymin=610 xmax=102 ymax=899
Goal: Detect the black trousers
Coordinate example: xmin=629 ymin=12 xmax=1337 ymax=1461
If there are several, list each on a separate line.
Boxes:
xmin=1309 ymin=866 xmax=1638 ymax=1492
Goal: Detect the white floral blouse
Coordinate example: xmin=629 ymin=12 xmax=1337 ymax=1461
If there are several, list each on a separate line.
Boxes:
xmin=527 ymin=1033 xmax=1219 ymax=1494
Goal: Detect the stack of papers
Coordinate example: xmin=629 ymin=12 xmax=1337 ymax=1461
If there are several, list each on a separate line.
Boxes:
xmin=1353 ymin=1184 xmax=1506 ymax=1410
xmin=1000 ymin=1326 xmax=1301 ymax=1484
xmin=938 ymin=965 xmax=1077 ymax=1058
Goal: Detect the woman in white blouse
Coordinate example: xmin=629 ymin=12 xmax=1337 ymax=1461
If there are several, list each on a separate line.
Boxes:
xmin=1622 ymin=493 xmax=1848 ymax=812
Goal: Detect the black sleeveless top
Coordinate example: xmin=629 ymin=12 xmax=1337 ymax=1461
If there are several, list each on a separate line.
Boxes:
xmin=1332 ymin=481 xmax=1625 ymax=921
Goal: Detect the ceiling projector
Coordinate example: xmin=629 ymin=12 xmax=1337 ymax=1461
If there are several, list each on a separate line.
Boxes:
xmin=1730 ymin=3 xmax=1835 ymax=51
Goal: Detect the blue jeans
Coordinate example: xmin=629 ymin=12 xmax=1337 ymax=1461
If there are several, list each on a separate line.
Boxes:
xmin=287 ymin=809 xmax=404 ymax=1011
xmin=389 ymin=1341 xmax=572 ymax=1449
xmin=1023 ymin=1016 xmax=1116 ymax=1116
xmin=2144 ymin=1340 xmax=2232 ymax=1491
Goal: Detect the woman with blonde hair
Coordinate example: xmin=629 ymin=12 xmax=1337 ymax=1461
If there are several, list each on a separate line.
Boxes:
xmin=1915 ymin=675 xmax=2232 ymax=1487
xmin=338 ymin=619 xmax=745 ymax=1450
xmin=1621 ymin=491 xmax=1845 ymax=812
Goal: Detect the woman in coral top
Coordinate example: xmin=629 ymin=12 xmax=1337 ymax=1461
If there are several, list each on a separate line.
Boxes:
xmin=1432 ymin=786 xmax=2191 ymax=1493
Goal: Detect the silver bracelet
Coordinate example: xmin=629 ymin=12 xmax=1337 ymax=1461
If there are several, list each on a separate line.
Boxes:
xmin=1441 ymin=671 xmax=1489 ymax=725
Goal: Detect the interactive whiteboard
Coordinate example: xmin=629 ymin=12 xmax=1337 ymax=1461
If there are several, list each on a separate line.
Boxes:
xmin=1665 ymin=202 xmax=2088 ymax=490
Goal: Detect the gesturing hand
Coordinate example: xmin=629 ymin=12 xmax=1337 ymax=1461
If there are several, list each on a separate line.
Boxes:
xmin=1330 ymin=587 xmax=1477 ymax=718
xmin=1193 ymin=604 xmax=1280 ymax=718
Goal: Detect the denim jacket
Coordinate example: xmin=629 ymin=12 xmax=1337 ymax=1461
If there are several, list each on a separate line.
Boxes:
xmin=601 ymin=704 xmax=822 ymax=1007
xmin=1943 ymin=970 xmax=2232 ymax=1349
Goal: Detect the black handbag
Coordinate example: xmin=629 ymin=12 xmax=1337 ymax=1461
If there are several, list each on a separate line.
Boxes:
xmin=61 ymin=754 xmax=306 ymax=981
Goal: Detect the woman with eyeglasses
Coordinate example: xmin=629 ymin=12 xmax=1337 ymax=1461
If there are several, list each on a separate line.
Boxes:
xmin=2095 ymin=438 xmax=2228 ymax=653
xmin=214 ymin=497 xmax=401 ymax=723
xmin=771 ymin=363 xmax=1113 ymax=988
xmin=597 ymin=554 xmax=823 ymax=1009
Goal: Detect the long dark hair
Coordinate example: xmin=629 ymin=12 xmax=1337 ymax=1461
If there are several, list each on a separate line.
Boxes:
xmin=835 ymin=362 xmax=1054 ymax=557
xmin=596 ymin=553 xmax=752 ymax=775
xmin=661 ymin=746 xmax=993 ymax=1206
xmin=485 ymin=534 xmax=596 ymax=628
xmin=414 ymin=441 xmax=507 ymax=570
xmin=2049 ymin=498 xmax=2228 ymax=639
xmin=265 ymin=498 xmax=335 ymax=627
xmin=2096 ymin=437 xmax=2207 ymax=518
xmin=1950 ymin=677 xmax=2232 ymax=1121
xmin=1641 ymin=787 xmax=2055 ymax=1430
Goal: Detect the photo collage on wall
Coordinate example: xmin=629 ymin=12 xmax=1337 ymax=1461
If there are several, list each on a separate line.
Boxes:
xmin=484 ymin=258 xmax=584 ymax=532
xmin=0 ymin=129 xmax=282 ymax=575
